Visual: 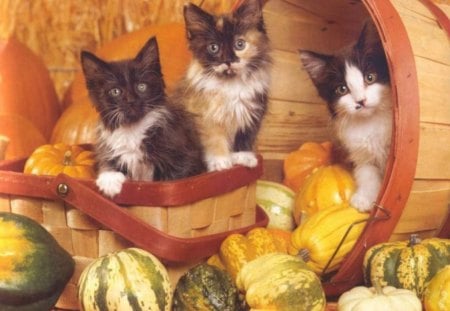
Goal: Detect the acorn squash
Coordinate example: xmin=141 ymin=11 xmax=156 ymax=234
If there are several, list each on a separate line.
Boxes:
xmin=363 ymin=235 xmax=450 ymax=298
xmin=236 ymin=253 xmax=326 ymax=311
xmin=0 ymin=212 xmax=74 ymax=311
xmin=172 ymin=263 xmax=243 ymax=311
xmin=78 ymin=247 xmax=172 ymax=311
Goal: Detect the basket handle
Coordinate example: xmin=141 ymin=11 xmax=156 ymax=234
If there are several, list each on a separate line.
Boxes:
xmin=50 ymin=173 xmax=268 ymax=264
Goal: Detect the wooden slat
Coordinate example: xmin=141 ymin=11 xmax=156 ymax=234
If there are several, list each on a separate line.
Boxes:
xmin=392 ymin=180 xmax=450 ymax=237
xmin=415 ymin=123 xmax=450 ymax=179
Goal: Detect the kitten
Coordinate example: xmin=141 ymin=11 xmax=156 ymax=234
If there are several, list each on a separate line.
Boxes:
xmin=173 ymin=0 xmax=272 ymax=172
xmin=300 ymin=22 xmax=392 ymax=212
xmin=81 ymin=37 xmax=205 ymax=198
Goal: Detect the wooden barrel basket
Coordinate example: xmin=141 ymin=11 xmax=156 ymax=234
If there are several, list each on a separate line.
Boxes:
xmin=257 ymin=0 xmax=450 ymax=295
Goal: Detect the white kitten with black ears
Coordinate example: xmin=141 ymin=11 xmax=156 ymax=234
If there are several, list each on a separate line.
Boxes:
xmin=300 ymin=21 xmax=393 ymax=212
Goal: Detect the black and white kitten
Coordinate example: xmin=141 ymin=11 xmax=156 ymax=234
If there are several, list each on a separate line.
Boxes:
xmin=173 ymin=0 xmax=272 ymax=172
xmin=81 ymin=37 xmax=205 ymax=197
xmin=300 ymin=22 xmax=392 ymax=212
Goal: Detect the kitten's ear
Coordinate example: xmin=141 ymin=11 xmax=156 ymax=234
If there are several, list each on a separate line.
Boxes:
xmin=299 ymin=50 xmax=330 ymax=82
xmin=234 ymin=0 xmax=264 ymax=29
xmin=135 ymin=36 xmax=161 ymax=73
xmin=356 ymin=20 xmax=383 ymax=51
xmin=183 ymin=3 xmax=213 ymax=39
xmin=80 ymin=51 xmax=110 ymax=80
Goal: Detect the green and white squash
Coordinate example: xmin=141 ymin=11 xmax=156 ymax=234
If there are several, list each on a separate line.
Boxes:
xmin=78 ymin=248 xmax=172 ymax=311
xmin=0 ymin=212 xmax=74 ymax=311
xmin=172 ymin=263 xmax=243 ymax=310
xmin=363 ymin=235 xmax=450 ymax=298
xmin=256 ymin=180 xmax=296 ymax=231
xmin=236 ymin=253 xmax=326 ymax=311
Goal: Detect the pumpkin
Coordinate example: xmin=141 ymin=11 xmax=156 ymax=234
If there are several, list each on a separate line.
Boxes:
xmin=337 ymin=285 xmax=422 ymax=311
xmin=78 ymin=247 xmax=172 ymax=311
xmin=423 ymin=265 xmax=450 ymax=311
xmin=172 ymin=263 xmax=243 ymax=311
xmin=294 ymin=164 xmax=355 ymax=224
xmin=363 ymin=234 xmax=450 ymax=298
xmin=208 ymin=227 xmax=291 ymax=281
xmin=236 ymin=253 xmax=326 ymax=311
xmin=0 ymin=114 xmax=47 ymax=160
xmin=24 ymin=143 xmax=95 ymax=179
xmin=289 ymin=205 xmax=369 ymax=275
xmin=0 ymin=212 xmax=74 ymax=311
xmin=283 ymin=141 xmax=332 ymax=192
xmin=256 ymin=180 xmax=296 ymax=231
xmin=0 ymin=38 xmax=61 ymax=140
xmin=51 ymin=23 xmax=191 ymax=145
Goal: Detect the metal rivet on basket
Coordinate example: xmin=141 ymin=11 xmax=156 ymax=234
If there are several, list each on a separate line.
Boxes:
xmin=57 ymin=183 xmax=69 ymax=197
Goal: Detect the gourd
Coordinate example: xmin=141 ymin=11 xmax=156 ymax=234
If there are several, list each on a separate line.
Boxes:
xmin=0 ymin=37 xmax=61 ymax=140
xmin=283 ymin=141 xmax=332 ymax=192
xmin=51 ymin=23 xmax=191 ymax=145
xmin=0 ymin=114 xmax=47 ymax=160
xmin=289 ymin=205 xmax=369 ymax=275
xmin=208 ymin=227 xmax=291 ymax=280
xmin=172 ymin=263 xmax=243 ymax=311
xmin=294 ymin=165 xmax=355 ymax=224
xmin=0 ymin=212 xmax=74 ymax=311
xmin=363 ymin=234 xmax=450 ymax=298
xmin=236 ymin=253 xmax=326 ymax=311
xmin=78 ymin=247 xmax=172 ymax=311
xmin=423 ymin=265 xmax=450 ymax=311
xmin=256 ymin=180 xmax=296 ymax=230
xmin=24 ymin=143 xmax=96 ymax=179
xmin=337 ymin=285 xmax=422 ymax=311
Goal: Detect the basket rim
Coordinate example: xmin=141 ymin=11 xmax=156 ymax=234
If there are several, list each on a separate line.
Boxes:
xmin=0 ymin=154 xmax=263 ymax=206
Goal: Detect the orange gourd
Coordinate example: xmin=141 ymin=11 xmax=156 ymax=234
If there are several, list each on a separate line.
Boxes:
xmin=51 ymin=23 xmax=191 ymax=145
xmin=0 ymin=114 xmax=47 ymax=160
xmin=24 ymin=143 xmax=95 ymax=179
xmin=0 ymin=38 xmax=61 ymax=140
xmin=283 ymin=141 xmax=333 ymax=192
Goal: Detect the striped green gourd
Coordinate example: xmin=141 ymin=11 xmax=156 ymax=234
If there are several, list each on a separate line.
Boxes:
xmin=78 ymin=248 xmax=172 ymax=311
xmin=363 ymin=235 xmax=450 ymax=297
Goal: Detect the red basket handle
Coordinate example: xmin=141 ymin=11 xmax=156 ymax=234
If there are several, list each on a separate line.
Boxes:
xmin=50 ymin=173 xmax=268 ymax=264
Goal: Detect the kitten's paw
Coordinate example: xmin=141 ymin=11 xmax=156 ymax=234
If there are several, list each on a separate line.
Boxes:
xmin=231 ymin=152 xmax=258 ymax=168
xmin=350 ymin=192 xmax=374 ymax=212
xmin=206 ymin=155 xmax=233 ymax=172
xmin=96 ymin=171 xmax=126 ymax=198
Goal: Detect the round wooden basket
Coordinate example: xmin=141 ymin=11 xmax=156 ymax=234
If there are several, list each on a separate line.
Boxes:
xmin=256 ymin=0 xmax=449 ymax=295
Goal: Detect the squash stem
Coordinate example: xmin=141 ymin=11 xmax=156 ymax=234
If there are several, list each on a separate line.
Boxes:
xmin=408 ymin=234 xmax=421 ymax=247
xmin=63 ymin=150 xmax=73 ymax=166
xmin=373 ymin=280 xmax=384 ymax=296
xmin=298 ymin=248 xmax=310 ymax=262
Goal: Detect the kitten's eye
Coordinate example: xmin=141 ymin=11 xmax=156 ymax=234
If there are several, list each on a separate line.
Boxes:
xmin=364 ymin=72 xmax=378 ymax=84
xmin=136 ymin=83 xmax=148 ymax=93
xmin=234 ymin=39 xmax=246 ymax=51
xmin=108 ymin=88 xmax=122 ymax=97
xmin=335 ymin=85 xmax=349 ymax=96
xmin=207 ymin=43 xmax=220 ymax=55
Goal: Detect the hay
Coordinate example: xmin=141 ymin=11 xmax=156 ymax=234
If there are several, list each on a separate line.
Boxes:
xmin=0 ymin=0 xmax=233 ymax=99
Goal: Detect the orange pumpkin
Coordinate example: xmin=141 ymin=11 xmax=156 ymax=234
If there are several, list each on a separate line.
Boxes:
xmin=0 ymin=38 xmax=61 ymax=140
xmin=51 ymin=23 xmax=191 ymax=145
xmin=283 ymin=141 xmax=333 ymax=192
xmin=24 ymin=143 xmax=96 ymax=179
xmin=0 ymin=114 xmax=47 ymax=160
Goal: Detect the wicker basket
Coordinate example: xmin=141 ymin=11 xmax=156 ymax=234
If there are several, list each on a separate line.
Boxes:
xmin=0 ymin=156 xmax=267 ymax=309
xmin=257 ymin=0 xmax=449 ymax=296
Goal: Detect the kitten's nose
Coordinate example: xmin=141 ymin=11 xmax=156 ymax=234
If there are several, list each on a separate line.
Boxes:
xmin=356 ymin=99 xmax=366 ymax=110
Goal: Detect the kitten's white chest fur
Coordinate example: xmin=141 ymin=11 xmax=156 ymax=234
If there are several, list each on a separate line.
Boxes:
xmin=96 ymin=109 xmax=166 ymax=197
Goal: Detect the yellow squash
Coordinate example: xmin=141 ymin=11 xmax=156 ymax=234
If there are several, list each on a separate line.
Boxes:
xmin=294 ymin=165 xmax=355 ymax=224
xmin=423 ymin=265 xmax=450 ymax=311
xmin=289 ymin=205 xmax=369 ymax=275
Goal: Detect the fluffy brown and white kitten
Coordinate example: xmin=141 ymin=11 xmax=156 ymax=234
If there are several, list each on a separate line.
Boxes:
xmin=173 ymin=0 xmax=272 ymax=172
xmin=81 ymin=37 xmax=205 ymax=197
xmin=300 ymin=22 xmax=392 ymax=212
